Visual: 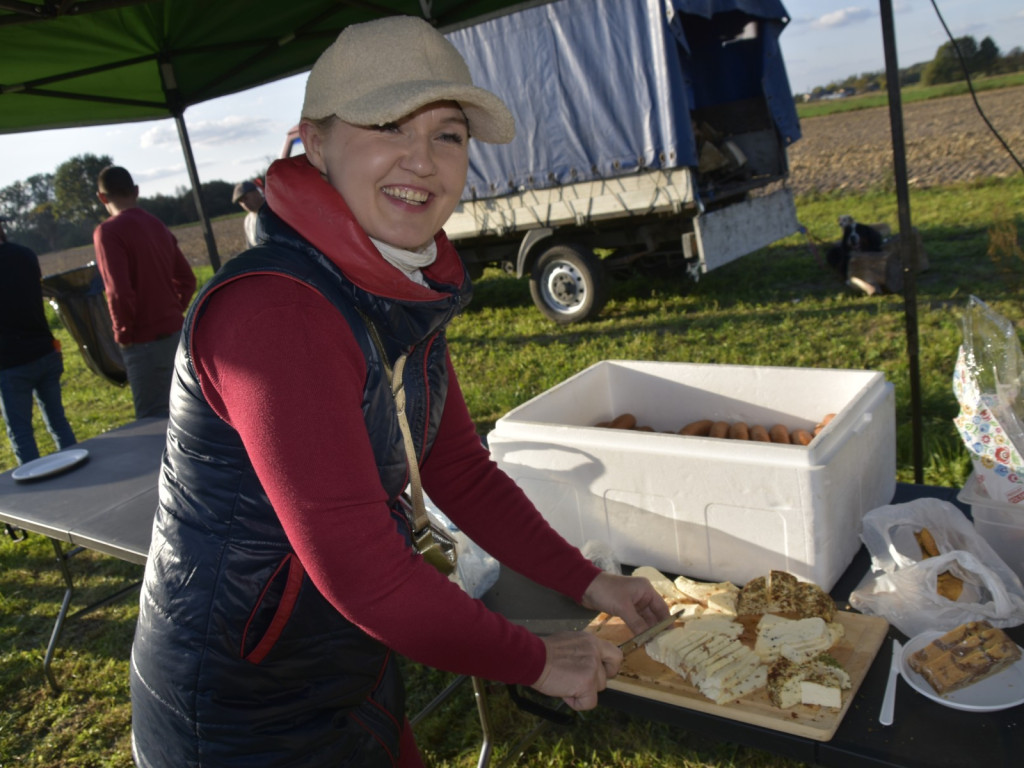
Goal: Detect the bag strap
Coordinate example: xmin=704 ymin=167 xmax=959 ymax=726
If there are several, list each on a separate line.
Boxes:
xmin=356 ymin=310 xmax=456 ymax=575
xmin=361 ymin=320 xmax=431 ymax=536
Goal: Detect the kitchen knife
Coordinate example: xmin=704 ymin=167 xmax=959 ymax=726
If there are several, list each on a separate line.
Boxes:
xmin=879 ymin=638 xmax=903 ymax=726
xmin=618 ymin=611 xmax=683 ymax=656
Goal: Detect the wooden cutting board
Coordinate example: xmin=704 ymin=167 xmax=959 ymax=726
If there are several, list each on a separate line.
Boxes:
xmin=587 ymin=610 xmax=889 ymax=741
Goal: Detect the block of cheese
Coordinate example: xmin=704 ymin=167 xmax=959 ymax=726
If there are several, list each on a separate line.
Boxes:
xmin=645 ymin=616 xmax=766 ymax=704
xmin=737 ymin=570 xmax=835 ymax=621
xmin=767 ymin=654 xmax=851 ymax=709
xmin=755 ymin=613 xmax=844 ymax=664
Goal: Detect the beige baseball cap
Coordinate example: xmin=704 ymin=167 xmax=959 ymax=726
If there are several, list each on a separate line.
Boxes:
xmin=301 ymin=16 xmax=515 ymax=144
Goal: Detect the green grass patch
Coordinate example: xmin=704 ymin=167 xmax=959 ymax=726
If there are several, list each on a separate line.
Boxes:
xmin=1 ymin=173 xmax=1023 ymax=766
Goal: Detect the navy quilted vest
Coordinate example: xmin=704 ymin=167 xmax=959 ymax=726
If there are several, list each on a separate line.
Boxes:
xmin=130 ymin=208 xmax=471 ymax=767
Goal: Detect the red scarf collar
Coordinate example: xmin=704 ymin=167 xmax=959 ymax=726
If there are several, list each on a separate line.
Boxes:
xmin=264 ymin=156 xmax=465 ymax=301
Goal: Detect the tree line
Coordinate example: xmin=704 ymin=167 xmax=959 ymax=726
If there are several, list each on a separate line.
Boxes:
xmin=0 ymin=153 xmax=250 ymax=257
xmin=802 ymin=35 xmax=1023 ymax=100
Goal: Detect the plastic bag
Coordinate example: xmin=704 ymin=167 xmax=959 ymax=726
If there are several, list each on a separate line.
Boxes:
xmin=849 ymin=497 xmax=1024 ymax=637
xmin=422 ymin=493 xmax=500 ymax=599
xmin=952 ymin=296 xmax=1024 ymax=504
xmin=580 ymin=539 xmax=622 ymax=574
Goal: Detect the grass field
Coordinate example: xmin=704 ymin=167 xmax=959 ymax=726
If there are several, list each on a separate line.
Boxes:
xmin=1 ymin=172 xmax=1023 ymax=766
xmin=794 ymin=71 xmax=1024 ymax=120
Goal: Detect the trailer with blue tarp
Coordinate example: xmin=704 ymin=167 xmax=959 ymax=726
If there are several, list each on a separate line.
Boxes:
xmin=443 ymin=0 xmax=801 ymax=322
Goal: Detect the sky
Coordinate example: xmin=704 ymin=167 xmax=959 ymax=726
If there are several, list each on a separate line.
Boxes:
xmin=1 ymin=0 xmax=1022 ymax=199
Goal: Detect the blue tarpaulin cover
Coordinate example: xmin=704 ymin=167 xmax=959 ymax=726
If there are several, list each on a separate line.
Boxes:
xmin=448 ymin=0 xmax=797 ymax=202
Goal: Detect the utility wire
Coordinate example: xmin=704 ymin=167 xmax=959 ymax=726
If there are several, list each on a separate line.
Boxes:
xmin=929 ymin=0 xmax=1024 ymax=176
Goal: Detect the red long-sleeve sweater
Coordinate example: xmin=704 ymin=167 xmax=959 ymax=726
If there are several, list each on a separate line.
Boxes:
xmin=93 ymin=207 xmax=196 ymax=345
xmin=191 ymin=272 xmax=601 ymax=686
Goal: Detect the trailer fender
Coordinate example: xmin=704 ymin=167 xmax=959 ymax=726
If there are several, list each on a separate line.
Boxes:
xmin=515 ymin=228 xmax=555 ymax=277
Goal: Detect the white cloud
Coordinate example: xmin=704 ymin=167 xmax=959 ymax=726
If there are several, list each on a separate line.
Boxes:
xmin=139 ymin=124 xmax=179 ymax=149
xmin=812 ymin=7 xmax=874 ymax=29
xmin=140 ymin=115 xmax=274 ymax=149
xmin=132 ymin=164 xmax=186 ymax=185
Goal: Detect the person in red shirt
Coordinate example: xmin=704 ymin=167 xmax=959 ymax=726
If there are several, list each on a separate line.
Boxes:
xmin=93 ymin=166 xmax=196 ymax=418
xmin=129 ymin=17 xmax=669 ymax=768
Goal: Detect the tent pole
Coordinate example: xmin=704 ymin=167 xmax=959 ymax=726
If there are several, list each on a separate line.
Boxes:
xmin=879 ymin=0 xmax=923 ymax=483
xmin=174 ymin=111 xmax=221 ymax=272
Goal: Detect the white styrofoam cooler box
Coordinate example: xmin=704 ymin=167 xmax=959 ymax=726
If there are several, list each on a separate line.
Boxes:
xmin=487 ymin=360 xmax=896 ymax=591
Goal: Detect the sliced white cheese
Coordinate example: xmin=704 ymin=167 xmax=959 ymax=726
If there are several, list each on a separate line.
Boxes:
xmin=755 ymin=614 xmax=835 ymax=663
xmin=710 ymin=664 xmax=768 ymax=705
xmin=801 ymin=680 xmax=842 ymax=708
xmin=700 ymin=648 xmax=762 ymax=695
xmin=691 ymin=644 xmax=746 ymax=686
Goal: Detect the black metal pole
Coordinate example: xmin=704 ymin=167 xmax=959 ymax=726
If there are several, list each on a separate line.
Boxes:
xmin=160 ymin=58 xmax=221 ymax=272
xmin=879 ymin=0 xmax=923 ymax=483
xmin=174 ymin=111 xmax=221 ymax=272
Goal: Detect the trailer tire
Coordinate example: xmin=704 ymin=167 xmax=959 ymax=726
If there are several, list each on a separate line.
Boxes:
xmin=529 ymin=244 xmax=607 ymax=324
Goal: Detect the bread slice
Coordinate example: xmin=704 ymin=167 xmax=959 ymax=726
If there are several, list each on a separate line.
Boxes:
xmin=632 ymin=566 xmax=705 ymax=617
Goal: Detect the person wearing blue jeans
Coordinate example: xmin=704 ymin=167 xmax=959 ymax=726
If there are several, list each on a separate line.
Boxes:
xmin=0 ymin=349 xmax=77 ymax=464
xmin=0 ymin=216 xmax=77 ymax=465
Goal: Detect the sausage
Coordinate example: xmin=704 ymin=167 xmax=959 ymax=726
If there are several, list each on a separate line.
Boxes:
xmin=769 ymin=424 xmax=791 ymax=444
xmin=727 ymin=422 xmax=750 ymax=440
xmin=679 ymin=419 xmax=714 ymax=437
xmin=609 ymin=413 xmax=637 ymax=430
xmin=709 ymin=421 xmax=731 ymax=439
xmin=790 ymin=429 xmax=814 ymax=446
xmin=594 ymin=420 xmax=612 ymax=428
xmin=813 ymin=413 xmax=836 ymax=435
xmin=749 ymin=425 xmax=771 ymax=442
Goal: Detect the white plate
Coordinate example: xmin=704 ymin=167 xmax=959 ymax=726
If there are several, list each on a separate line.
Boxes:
xmin=11 ymin=448 xmax=90 ymax=482
xmin=900 ymin=629 xmax=1024 ymax=712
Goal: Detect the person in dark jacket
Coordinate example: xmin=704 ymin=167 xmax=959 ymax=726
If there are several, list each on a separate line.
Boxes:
xmin=0 ymin=216 xmax=76 ymax=465
xmin=129 ymin=16 xmax=669 ymax=768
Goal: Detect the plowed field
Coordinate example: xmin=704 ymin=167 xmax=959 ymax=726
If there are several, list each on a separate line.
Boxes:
xmin=787 ymin=84 xmax=1024 ymax=195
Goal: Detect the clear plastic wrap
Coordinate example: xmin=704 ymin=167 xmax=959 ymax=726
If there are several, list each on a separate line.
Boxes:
xmin=953 ymin=296 xmax=1024 ymax=504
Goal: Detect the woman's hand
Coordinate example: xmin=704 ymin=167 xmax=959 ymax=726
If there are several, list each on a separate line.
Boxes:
xmin=531 ymin=631 xmax=622 ymax=711
xmin=580 ymin=571 xmax=670 ymax=635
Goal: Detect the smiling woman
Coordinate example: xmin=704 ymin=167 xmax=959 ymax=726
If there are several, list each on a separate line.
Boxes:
xmin=300 ymin=104 xmax=471 ymax=254
xmin=126 ymin=14 xmax=670 ymax=768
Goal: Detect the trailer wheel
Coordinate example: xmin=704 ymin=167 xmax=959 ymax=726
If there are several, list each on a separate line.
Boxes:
xmin=529 ymin=244 xmax=607 ymax=324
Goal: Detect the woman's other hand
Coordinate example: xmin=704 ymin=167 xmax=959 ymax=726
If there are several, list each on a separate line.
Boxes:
xmin=531 ymin=631 xmax=622 ymax=711
xmin=580 ymin=571 xmax=670 ymax=635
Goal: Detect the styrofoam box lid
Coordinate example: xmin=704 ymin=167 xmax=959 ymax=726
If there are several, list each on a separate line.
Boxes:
xmin=492 ymin=360 xmax=888 ymax=468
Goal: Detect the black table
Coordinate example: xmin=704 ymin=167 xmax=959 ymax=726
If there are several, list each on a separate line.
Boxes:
xmin=5 ymin=435 xmax=1020 ymax=767
xmin=482 ymin=483 xmax=1024 ymax=768
xmin=0 ymin=417 xmax=167 ymax=691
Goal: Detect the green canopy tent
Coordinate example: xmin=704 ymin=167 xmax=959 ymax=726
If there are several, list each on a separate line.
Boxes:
xmin=0 ymin=0 xmax=549 ymax=270
xmin=0 ymin=0 xmax=925 ymax=478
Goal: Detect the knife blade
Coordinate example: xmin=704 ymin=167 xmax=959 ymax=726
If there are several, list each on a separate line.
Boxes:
xmin=879 ymin=638 xmax=903 ymax=726
xmin=618 ymin=611 xmax=682 ymax=656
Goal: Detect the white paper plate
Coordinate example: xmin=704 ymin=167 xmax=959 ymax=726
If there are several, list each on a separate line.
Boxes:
xmin=11 ymin=448 xmax=90 ymax=482
xmin=900 ymin=629 xmax=1024 ymax=712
